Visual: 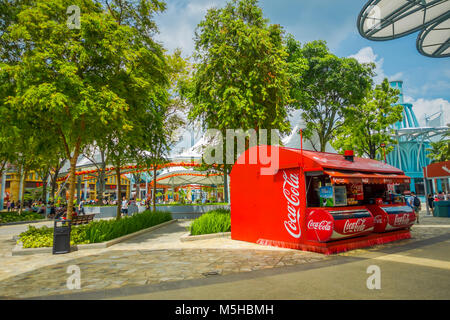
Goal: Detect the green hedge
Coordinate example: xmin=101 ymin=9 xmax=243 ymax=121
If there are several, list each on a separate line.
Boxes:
xmin=189 ymin=208 xmax=231 ymax=236
xmin=18 ymin=210 xmax=172 ymax=248
xmin=0 ymin=211 xmax=45 ymax=224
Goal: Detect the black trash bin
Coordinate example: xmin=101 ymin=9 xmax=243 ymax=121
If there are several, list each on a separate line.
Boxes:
xmin=53 ymin=219 xmax=72 ymax=254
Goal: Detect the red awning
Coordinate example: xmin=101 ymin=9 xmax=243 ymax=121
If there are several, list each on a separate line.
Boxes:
xmin=323 ymin=170 xmax=411 ymax=185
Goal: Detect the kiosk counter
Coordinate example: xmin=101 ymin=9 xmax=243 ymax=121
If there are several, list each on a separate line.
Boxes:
xmin=230 ymin=146 xmax=415 ymax=254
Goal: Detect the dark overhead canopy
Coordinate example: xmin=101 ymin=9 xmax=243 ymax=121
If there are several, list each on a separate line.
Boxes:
xmin=358 ymin=0 xmax=450 ymax=58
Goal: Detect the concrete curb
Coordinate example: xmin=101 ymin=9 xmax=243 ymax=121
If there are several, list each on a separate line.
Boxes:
xmin=0 ymin=219 xmax=51 ymax=226
xmin=180 ymin=232 xmax=231 ymax=242
xmin=12 ymin=219 xmax=177 ymax=256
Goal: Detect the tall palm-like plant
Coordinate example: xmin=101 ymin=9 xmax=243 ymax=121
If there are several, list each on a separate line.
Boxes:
xmin=426 ymin=131 xmax=450 ymax=163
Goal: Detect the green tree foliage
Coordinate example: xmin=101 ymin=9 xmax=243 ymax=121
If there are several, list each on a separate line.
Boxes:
xmin=184 ymin=0 xmax=292 ymax=202
xmin=1 ymin=0 xmax=170 ymax=220
xmin=287 ymin=40 xmax=374 ymax=152
xmin=426 ymin=129 xmax=450 ymax=163
xmin=93 ymin=0 xmax=171 ymax=219
xmin=188 ymin=0 xmax=291 ymax=135
xmin=331 ymin=79 xmax=403 ymax=159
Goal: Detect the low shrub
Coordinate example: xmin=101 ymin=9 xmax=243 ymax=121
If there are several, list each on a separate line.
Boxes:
xmin=18 ymin=210 xmax=172 ymax=248
xmin=155 ymin=203 xmax=228 ymax=206
xmin=189 ymin=208 xmax=231 ymax=236
xmin=0 ymin=211 xmax=45 ymax=224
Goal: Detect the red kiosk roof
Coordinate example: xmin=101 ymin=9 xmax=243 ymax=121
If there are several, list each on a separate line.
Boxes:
xmin=279 ymin=147 xmax=405 ymax=174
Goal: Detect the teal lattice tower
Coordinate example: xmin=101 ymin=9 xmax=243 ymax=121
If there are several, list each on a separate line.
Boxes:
xmin=385 ymin=81 xmax=432 ymax=196
xmin=390 ymin=80 xmax=420 ymax=129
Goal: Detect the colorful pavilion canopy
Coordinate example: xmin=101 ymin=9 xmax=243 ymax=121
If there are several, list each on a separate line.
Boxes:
xmin=151 ymin=169 xmax=223 ymax=187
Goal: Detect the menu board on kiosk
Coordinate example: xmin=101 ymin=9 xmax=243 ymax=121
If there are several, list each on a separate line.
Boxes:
xmin=319 ymin=186 xmax=347 ymax=207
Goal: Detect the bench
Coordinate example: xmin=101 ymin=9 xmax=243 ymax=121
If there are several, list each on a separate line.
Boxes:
xmin=71 ymin=214 xmax=95 ymax=226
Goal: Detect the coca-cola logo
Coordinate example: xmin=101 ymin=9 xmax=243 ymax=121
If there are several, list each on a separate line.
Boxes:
xmin=373 ymin=215 xmax=383 ymax=224
xmin=343 ymin=219 xmax=367 ymax=234
xmin=283 ymin=170 xmax=301 ymax=239
xmin=307 ymin=220 xmax=332 ymax=231
xmin=393 ymin=214 xmax=411 ymax=226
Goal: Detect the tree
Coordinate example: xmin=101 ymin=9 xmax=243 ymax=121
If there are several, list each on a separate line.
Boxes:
xmin=83 ymin=144 xmax=109 ymax=203
xmin=2 ymin=0 xmax=168 ymax=220
xmin=96 ymin=0 xmax=171 ymax=219
xmin=49 ymin=157 xmax=67 ymax=202
xmin=331 ymin=79 xmax=402 ymax=159
xmin=287 ymin=40 xmax=374 ymax=152
xmin=185 ymin=0 xmax=292 ymax=202
xmin=426 ymin=129 xmax=450 ymax=163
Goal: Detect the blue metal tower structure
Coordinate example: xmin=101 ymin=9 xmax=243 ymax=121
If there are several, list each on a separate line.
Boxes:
xmin=385 ymin=81 xmax=447 ymax=195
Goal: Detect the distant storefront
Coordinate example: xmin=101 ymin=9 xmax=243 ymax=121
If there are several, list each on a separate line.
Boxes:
xmin=423 ymin=160 xmax=450 ymax=195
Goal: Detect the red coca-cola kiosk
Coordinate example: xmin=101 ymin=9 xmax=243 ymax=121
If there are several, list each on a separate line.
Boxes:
xmin=230 ymin=146 xmax=415 ymax=254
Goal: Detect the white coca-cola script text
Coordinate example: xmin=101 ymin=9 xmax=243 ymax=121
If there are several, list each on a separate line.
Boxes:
xmin=343 ymin=219 xmax=367 ymax=234
xmin=307 ymin=220 xmax=332 ymax=231
xmin=283 ymin=171 xmax=301 ymax=239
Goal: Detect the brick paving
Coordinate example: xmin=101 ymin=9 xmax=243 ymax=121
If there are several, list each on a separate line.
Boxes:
xmin=0 ymin=210 xmax=448 ymax=299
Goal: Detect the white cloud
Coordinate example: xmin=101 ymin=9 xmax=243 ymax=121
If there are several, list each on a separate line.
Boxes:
xmin=154 ymin=0 xmax=221 ymax=56
xmin=404 ymin=96 xmax=450 ymax=127
xmin=348 ymin=47 xmax=403 ymax=84
xmin=349 ymin=47 xmax=449 ymax=128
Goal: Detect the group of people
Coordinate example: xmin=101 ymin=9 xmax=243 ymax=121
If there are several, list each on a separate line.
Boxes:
xmin=426 ymin=191 xmax=450 ymax=215
xmin=405 ymin=191 xmax=450 ymax=223
xmin=120 ymin=197 xmax=140 ymax=217
xmin=4 ymin=199 xmax=47 ymax=214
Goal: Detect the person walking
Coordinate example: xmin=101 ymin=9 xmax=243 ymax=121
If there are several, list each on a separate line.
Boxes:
xmin=408 ymin=192 xmax=421 ymax=224
xmin=121 ymin=197 xmax=128 ymax=217
xmin=6 ymin=200 xmax=11 ymax=212
xmin=78 ymin=200 xmax=85 ymax=215
xmin=427 ymin=193 xmax=434 ymax=216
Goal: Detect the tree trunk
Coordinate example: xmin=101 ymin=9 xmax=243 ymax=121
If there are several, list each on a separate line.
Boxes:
xmin=223 ymin=165 xmax=229 ymax=203
xmin=97 ymin=152 xmax=106 ymax=203
xmin=50 ymin=170 xmax=59 ymax=202
xmin=41 ymin=172 xmax=49 ymax=204
xmin=320 ymin=134 xmax=326 ymax=153
xmin=116 ymin=166 xmax=122 ymax=220
xmin=19 ymin=169 xmax=27 ymax=215
xmin=152 ymin=165 xmax=157 ymax=211
xmin=134 ymin=173 xmax=141 ymax=200
xmin=66 ymin=153 xmax=79 ymax=221
xmin=0 ymin=170 xmax=5 ymax=211
xmin=97 ymin=168 xmax=105 ymax=203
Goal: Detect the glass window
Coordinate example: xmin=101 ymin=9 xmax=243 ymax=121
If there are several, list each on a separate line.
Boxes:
xmin=439 ymin=178 xmax=449 ymax=193
xmin=394 ymin=183 xmax=410 ymax=195
xmin=414 ymin=178 xmax=425 ymax=196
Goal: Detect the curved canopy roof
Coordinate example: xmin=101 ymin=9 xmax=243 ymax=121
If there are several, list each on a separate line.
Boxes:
xmin=151 ymin=169 xmax=223 ymax=187
xmin=358 ymin=0 xmax=450 ymax=58
xmin=417 ymin=16 xmax=450 ymax=57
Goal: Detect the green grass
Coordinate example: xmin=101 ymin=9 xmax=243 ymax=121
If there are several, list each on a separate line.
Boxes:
xmin=0 ymin=211 xmax=45 ymax=224
xmin=18 ymin=210 xmax=172 ymax=248
xmin=189 ymin=208 xmax=231 ymax=236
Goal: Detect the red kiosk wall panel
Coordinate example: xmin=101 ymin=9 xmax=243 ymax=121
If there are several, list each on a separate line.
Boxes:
xmin=231 ymin=160 xmax=308 ymax=247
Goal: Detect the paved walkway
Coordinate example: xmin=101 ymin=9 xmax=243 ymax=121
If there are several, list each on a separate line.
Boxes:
xmin=0 ymin=212 xmax=448 ymax=299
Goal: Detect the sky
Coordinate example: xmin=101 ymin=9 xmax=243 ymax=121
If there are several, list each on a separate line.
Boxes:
xmin=152 ymin=0 xmax=450 ymax=146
